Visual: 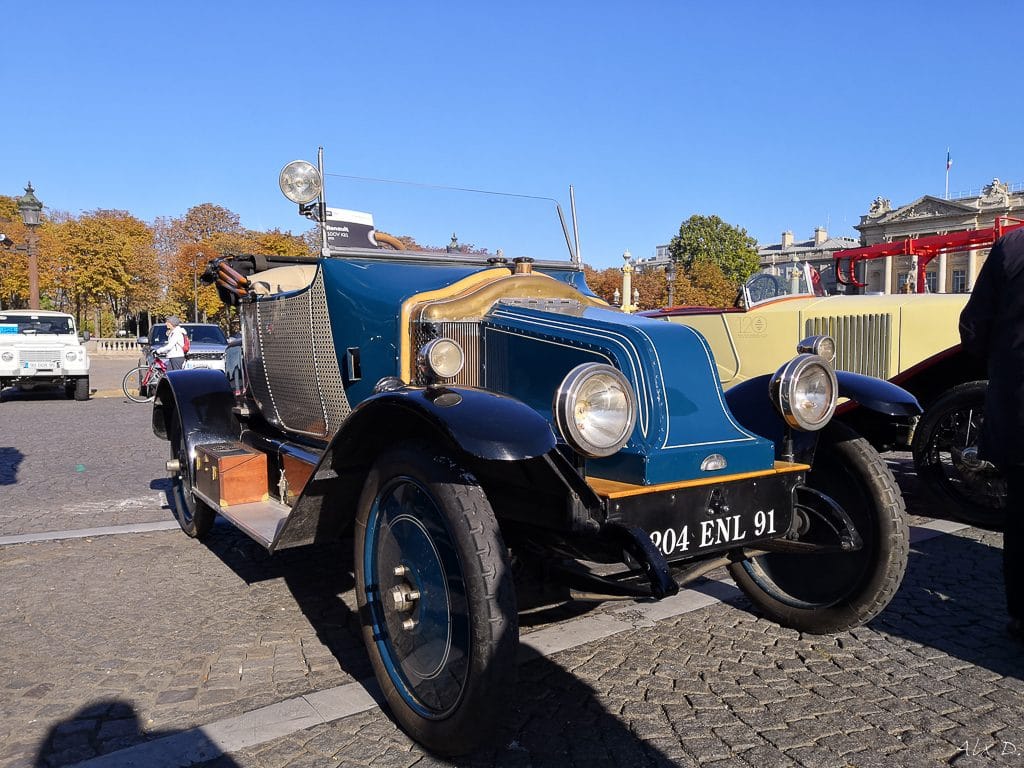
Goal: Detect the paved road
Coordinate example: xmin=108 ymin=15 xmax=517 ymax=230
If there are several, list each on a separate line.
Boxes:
xmin=1 ymin=395 xmax=1021 ymax=767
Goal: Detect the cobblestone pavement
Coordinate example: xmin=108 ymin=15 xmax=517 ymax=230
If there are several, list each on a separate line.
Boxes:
xmin=0 ymin=397 xmax=170 ymax=535
xmin=1 ymin=399 xmax=1021 ymax=767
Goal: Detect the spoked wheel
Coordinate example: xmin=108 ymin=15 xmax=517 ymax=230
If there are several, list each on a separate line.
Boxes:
xmin=167 ymin=423 xmax=216 ymax=538
xmin=122 ymin=366 xmax=155 ymax=403
xmin=912 ymin=381 xmax=1005 ymax=531
xmin=745 ymin=272 xmax=786 ymax=304
xmin=729 ymin=423 xmax=908 ymax=633
xmin=355 ymin=444 xmax=517 ymax=756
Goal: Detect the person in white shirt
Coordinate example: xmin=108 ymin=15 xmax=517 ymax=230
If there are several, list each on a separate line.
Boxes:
xmin=155 ymin=316 xmax=188 ymax=370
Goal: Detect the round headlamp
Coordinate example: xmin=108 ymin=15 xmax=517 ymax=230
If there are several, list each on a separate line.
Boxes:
xmin=419 ymin=338 xmax=464 ymax=380
xmin=553 ymin=363 xmax=637 ymax=458
xmin=65 ymin=351 xmax=77 ymax=362
xmin=1 ymin=351 xmax=13 ymax=362
xmin=278 ymin=160 xmax=322 ymax=204
xmin=797 ymin=335 xmax=836 ymax=366
xmin=770 ymin=353 xmax=837 ymax=431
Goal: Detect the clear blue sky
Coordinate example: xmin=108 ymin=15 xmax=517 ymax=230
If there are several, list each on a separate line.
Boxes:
xmin=3 ymin=1 xmax=1022 ymax=267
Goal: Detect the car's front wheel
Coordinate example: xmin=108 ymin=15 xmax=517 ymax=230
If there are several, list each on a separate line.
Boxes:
xmin=73 ymin=376 xmax=89 ymax=401
xmin=354 ymin=443 xmax=517 ymax=756
xmin=729 ymin=423 xmax=908 ymax=634
xmin=912 ymin=381 xmax=1005 ymax=531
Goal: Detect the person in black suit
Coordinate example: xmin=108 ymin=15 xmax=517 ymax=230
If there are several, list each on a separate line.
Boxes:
xmin=960 ymin=226 xmax=1024 ymax=642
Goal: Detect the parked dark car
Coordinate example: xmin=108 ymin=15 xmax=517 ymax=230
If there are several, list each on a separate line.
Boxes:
xmin=151 ymin=157 xmax=921 ymax=755
xmin=139 ymin=323 xmax=228 ymax=371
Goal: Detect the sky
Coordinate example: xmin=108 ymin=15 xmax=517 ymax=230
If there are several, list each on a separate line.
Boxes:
xmin=3 ymin=1 xmax=1022 ymax=268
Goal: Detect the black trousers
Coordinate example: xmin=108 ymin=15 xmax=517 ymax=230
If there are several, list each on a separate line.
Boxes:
xmin=1006 ymin=466 xmax=1024 ymax=619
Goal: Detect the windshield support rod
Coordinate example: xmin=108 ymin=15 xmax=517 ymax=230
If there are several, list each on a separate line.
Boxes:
xmin=556 ymin=203 xmax=577 ymax=264
xmin=570 ymin=185 xmax=581 ymax=267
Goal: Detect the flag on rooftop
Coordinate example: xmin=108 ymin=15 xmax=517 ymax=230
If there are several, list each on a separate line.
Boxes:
xmin=946 ymin=149 xmax=953 ymax=171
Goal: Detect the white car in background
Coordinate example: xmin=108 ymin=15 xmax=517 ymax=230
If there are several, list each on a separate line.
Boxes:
xmin=0 ymin=310 xmax=90 ymax=400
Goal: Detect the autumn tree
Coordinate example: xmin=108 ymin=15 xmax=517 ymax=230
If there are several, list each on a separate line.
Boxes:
xmin=0 ymin=195 xmax=30 ymax=308
xmin=668 ymin=215 xmax=759 ymax=287
xmin=673 ymin=260 xmax=737 ymax=308
xmin=250 ymin=229 xmax=312 ymax=258
xmin=44 ymin=210 xmax=159 ymax=332
xmin=582 ymin=265 xmax=621 ymax=304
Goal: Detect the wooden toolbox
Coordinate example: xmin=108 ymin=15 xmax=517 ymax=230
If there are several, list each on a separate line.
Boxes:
xmin=195 ymin=442 xmax=268 ymax=507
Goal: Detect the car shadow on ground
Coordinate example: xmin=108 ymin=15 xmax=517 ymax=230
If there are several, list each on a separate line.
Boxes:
xmin=870 ymin=531 xmax=1023 ymax=680
xmin=0 ymin=387 xmax=77 ymax=403
xmin=0 ymin=446 xmax=24 ymax=485
xmin=33 ymin=700 xmax=242 ymax=768
xmin=197 ymin=524 xmax=678 ymax=765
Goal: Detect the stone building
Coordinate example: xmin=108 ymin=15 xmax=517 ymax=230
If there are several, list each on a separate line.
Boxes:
xmin=852 ymin=178 xmax=1024 ymax=294
xmin=756 ymin=228 xmax=859 ymax=294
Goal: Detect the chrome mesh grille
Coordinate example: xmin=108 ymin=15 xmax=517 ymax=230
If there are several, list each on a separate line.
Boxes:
xmin=412 ymin=322 xmax=481 ymax=387
xmin=804 ymin=314 xmax=892 ymax=379
xmin=242 ymin=269 xmax=350 ymax=439
xmin=19 ymin=349 xmax=62 ymax=364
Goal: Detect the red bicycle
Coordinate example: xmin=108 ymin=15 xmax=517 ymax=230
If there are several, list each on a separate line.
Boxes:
xmin=122 ymin=356 xmax=168 ymax=403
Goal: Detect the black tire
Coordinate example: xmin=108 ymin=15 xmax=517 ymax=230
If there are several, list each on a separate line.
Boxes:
xmin=168 ymin=423 xmax=216 ymax=539
xmin=354 ymin=444 xmax=517 ymax=756
xmin=728 ymin=423 xmax=908 ymax=633
xmin=912 ymin=381 xmax=1005 ymax=531
xmin=122 ymin=366 xmax=154 ymax=403
xmin=74 ymin=376 xmax=89 ymax=401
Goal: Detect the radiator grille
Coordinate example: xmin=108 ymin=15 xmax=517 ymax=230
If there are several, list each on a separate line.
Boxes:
xmin=412 ymin=321 xmax=481 ymax=387
xmin=19 ymin=349 xmax=62 ymax=365
xmin=804 ymin=314 xmax=892 ymax=379
xmin=242 ymin=269 xmax=351 ymax=439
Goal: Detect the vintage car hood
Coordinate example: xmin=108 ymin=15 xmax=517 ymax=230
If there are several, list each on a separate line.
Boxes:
xmin=654 ymin=292 xmax=970 ymax=385
xmin=318 ymin=257 xmax=595 ymax=403
xmin=188 ymin=342 xmax=226 ymax=354
xmin=481 ymin=304 xmax=775 ymax=485
xmin=0 ymin=337 xmax=79 ymax=349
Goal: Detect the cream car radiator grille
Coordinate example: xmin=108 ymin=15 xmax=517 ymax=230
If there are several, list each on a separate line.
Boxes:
xmin=242 ymin=270 xmax=351 ymax=439
xmin=804 ymin=314 xmax=892 ymax=379
xmin=413 ymin=321 xmax=481 ymax=387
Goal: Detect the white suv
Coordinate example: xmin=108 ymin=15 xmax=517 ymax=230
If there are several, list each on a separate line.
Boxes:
xmin=0 ymin=310 xmax=90 ymax=400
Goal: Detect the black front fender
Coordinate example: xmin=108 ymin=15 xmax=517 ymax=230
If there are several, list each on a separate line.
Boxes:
xmin=273 ymin=386 xmax=559 ymax=550
xmin=335 ymin=386 xmax=556 ymax=462
xmin=835 ymin=371 xmax=922 ymax=417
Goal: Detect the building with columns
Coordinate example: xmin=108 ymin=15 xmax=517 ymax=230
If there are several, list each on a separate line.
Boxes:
xmin=852 ymin=178 xmax=1024 ymax=294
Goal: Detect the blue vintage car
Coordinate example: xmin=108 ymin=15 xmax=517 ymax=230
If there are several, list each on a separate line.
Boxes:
xmin=152 ymin=158 xmax=919 ymax=755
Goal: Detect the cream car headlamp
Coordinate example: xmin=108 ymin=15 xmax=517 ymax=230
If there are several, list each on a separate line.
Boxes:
xmin=278 ymin=160 xmax=322 ymax=204
xmin=1 ymin=351 xmax=13 ymax=363
xmin=553 ymin=363 xmax=637 ymax=458
xmin=797 ymin=335 xmax=836 ymax=366
xmin=418 ymin=338 xmax=464 ymax=380
xmin=770 ymin=353 xmax=837 ymax=431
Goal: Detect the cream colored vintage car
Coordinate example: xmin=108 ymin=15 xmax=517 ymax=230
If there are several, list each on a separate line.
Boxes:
xmin=644 ymin=263 xmax=1001 ymax=529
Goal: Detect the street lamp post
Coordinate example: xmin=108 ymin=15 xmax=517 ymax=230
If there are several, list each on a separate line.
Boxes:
xmin=666 ymin=260 xmax=677 ymax=307
xmin=17 ymin=182 xmax=42 ymax=310
xmin=620 ymin=251 xmax=637 ymax=313
xmin=193 ymin=251 xmax=202 ymax=322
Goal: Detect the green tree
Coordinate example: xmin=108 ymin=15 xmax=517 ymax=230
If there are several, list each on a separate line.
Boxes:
xmin=668 ymin=214 xmax=759 ymax=287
